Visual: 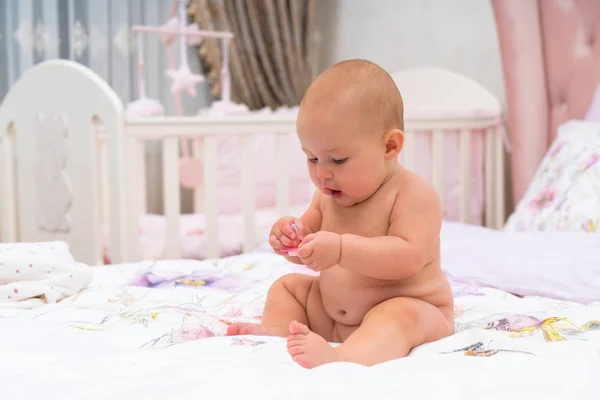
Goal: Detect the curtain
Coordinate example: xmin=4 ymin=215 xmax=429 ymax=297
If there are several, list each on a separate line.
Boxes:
xmin=189 ymin=0 xmax=318 ymax=110
xmin=0 ymin=0 xmax=213 ymax=213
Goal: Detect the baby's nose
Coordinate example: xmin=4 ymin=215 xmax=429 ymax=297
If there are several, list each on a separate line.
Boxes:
xmin=316 ymin=164 xmax=333 ymax=179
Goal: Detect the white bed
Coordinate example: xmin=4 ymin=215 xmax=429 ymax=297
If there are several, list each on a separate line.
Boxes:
xmin=1 ymin=224 xmax=599 ymax=398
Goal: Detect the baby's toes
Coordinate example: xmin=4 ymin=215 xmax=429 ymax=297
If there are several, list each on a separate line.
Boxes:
xmin=289 ymin=320 xmax=310 ymax=335
xmin=286 ymin=335 xmax=305 ymax=348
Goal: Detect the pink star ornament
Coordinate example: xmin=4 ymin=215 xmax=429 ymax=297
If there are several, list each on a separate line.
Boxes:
xmin=165 ymin=64 xmax=205 ymax=97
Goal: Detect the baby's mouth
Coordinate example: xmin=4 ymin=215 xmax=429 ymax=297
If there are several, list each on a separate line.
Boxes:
xmin=329 ymin=189 xmax=343 ymax=199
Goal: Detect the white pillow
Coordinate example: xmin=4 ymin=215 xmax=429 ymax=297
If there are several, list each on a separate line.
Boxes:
xmin=504 ymin=120 xmax=600 ymax=232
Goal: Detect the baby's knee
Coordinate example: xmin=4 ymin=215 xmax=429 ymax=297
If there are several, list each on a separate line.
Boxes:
xmin=269 ymin=274 xmax=315 ymax=300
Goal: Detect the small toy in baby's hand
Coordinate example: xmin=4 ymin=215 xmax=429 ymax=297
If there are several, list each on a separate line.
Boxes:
xmin=280 ymin=223 xmax=301 ymax=256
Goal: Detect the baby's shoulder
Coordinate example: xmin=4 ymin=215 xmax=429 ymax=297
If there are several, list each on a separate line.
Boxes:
xmin=388 ymin=167 xmax=440 ymax=211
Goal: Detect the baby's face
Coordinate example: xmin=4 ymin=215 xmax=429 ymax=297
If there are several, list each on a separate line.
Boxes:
xmin=297 ymin=106 xmax=388 ymax=207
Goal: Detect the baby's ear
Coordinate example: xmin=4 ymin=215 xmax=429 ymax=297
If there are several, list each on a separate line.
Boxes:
xmin=383 ymin=129 xmax=403 ymax=159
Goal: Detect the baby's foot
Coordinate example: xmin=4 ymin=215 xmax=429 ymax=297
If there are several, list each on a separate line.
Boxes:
xmin=286 ymin=320 xmax=339 ymax=368
xmin=226 ymin=322 xmax=269 ymax=336
xmin=226 ymin=322 xmax=285 ymax=337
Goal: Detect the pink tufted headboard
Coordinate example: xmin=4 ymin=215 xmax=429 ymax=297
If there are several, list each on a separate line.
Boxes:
xmin=492 ymin=0 xmax=600 ymax=205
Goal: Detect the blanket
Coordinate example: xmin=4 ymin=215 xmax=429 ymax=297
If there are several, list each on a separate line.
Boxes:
xmin=0 ymin=241 xmax=92 ymax=308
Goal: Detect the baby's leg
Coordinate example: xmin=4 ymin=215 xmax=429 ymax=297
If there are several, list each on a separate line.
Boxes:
xmin=289 ymin=297 xmax=453 ymax=368
xmin=226 ymin=274 xmax=333 ymax=338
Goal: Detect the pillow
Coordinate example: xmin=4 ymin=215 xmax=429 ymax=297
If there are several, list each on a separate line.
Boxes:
xmin=504 ymin=120 xmax=600 ymax=232
xmin=584 ymin=84 xmax=600 ymax=122
xmin=440 ymin=221 xmax=600 ymax=304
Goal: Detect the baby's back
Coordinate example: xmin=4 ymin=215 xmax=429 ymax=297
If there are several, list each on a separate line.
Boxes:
xmin=318 ymin=167 xmax=453 ymax=326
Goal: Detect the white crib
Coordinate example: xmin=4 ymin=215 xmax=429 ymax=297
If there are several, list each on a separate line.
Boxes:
xmin=0 ymin=60 xmax=505 ymax=266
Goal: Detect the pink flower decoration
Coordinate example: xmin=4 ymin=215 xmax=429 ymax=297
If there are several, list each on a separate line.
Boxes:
xmin=175 ymin=323 xmax=215 ymax=343
xmin=582 ymin=153 xmax=599 ymax=170
xmin=224 ymin=307 xmax=243 ymax=318
xmin=529 ymin=186 xmax=558 ymax=210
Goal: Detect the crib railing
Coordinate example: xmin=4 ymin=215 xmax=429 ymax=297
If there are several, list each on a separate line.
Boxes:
xmin=101 ymin=114 xmax=505 ymax=263
xmin=122 ymin=114 xmax=307 ymax=261
xmin=401 ymin=116 xmax=505 ymax=229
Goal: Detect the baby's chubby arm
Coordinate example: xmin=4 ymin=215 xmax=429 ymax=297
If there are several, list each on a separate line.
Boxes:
xmin=269 ymin=191 xmax=323 ymax=264
xmin=338 ymin=181 xmax=442 ymax=280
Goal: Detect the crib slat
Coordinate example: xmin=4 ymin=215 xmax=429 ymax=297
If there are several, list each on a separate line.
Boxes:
xmin=193 ymin=139 xmax=204 ymax=213
xmin=162 ymin=137 xmax=181 ymax=259
xmin=431 ymin=130 xmax=444 ymax=210
xmin=276 ymin=134 xmax=291 ymax=217
xmin=241 ymin=135 xmax=256 ymax=253
xmin=0 ymin=128 xmax=17 ymax=241
xmin=403 ymin=131 xmax=416 ymax=172
xmin=98 ymin=130 xmax=109 ymax=232
xmin=136 ymin=139 xmax=147 ymax=215
xmin=485 ymin=128 xmax=495 ymax=228
xmin=494 ymin=127 xmax=505 ymax=229
xmin=124 ymin=136 xmax=141 ymax=261
xmin=459 ymin=129 xmax=471 ymax=224
xmin=203 ymin=136 xmax=219 ymax=259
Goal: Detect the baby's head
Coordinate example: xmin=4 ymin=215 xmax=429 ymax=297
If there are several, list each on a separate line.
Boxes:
xmin=297 ymin=59 xmax=404 ymax=206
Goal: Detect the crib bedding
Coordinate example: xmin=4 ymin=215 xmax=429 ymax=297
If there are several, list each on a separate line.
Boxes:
xmin=101 ymin=204 xmax=307 ymax=263
xmin=1 ymin=252 xmax=599 ymax=398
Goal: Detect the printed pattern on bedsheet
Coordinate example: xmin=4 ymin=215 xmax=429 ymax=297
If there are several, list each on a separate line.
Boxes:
xmin=1 ymin=253 xmax=599 ymax=360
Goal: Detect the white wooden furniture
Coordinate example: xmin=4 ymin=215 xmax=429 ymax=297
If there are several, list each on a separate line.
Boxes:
xmin=0 ymin=60 xmax=506 ymax=265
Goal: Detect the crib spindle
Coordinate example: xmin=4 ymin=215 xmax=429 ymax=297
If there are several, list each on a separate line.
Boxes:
xmin=123 ymin=136 xmax=142 ymax=260
xmin=162 ymin=137 xmax=181 ymax=259
xmin=0 ymin=126 xmax=17 ymax=241
xmin=136 ymin=139 xmax=147 ymax=215
xmin=203 ymin=136 xmax=219 ymax=259
xmin=484 ymin=128 xmax=495 ymax=228
xmin=431 ymin=130 xmax=444 ymax=209
xmin=97 ymin=128 xmax=109 ymax=234
xmin=192 ymin=139 xmax=204 ymax=214
xmin=276 ymin=134 xmax=291 ymax=217
xmin=403 ymin=131 xmax=416 ymax=172
xmin=459 ymin=129 xmax=471 ymax=224
xmin=241 ymin=135 xmax=256 ymax=253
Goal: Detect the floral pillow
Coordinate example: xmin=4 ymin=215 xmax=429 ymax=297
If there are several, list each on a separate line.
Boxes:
xmin=504 ymin=120 xmax=600 ymax=232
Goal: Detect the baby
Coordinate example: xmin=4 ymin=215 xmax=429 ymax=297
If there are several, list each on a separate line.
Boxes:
xmin=227 ymin=59 xmax=454 ymax=368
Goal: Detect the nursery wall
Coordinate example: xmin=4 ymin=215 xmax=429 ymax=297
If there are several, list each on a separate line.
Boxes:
xmin=315 ymin=0 xmax=506 ymax=106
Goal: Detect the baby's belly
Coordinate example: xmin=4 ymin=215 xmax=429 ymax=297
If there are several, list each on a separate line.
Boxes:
xmin=318 ymin=263 xmax=451 ymax=326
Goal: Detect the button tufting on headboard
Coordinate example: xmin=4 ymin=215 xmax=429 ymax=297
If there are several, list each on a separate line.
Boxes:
xmin=586 ymin=32 xmax=595 ymax=47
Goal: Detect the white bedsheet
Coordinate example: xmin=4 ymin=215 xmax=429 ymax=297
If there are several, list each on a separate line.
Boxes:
xmin=1 ymin=252 xmax=599 ymax=398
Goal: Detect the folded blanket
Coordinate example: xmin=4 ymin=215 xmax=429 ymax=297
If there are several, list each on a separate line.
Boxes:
xmin=0 ymin=241 xmax=92 ymax=308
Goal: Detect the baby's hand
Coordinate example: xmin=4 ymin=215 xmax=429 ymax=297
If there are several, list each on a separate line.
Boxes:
xmin=296 ymin=231 xmax=341 ymax=272
xmin=269 ymin=216 xmax=305 ymax=256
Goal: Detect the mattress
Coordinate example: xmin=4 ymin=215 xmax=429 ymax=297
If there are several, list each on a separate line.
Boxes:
xmin=1 ymin=252 xmax=599 ymax=398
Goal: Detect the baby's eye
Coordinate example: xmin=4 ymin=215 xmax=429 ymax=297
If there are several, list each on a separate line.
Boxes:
xmin=332 ymin=157 xmax=348 ymax=165
xmin=308 ymin=157 xmax=318 ymax=163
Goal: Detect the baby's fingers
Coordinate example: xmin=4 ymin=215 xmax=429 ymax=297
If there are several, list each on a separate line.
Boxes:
xmin=280 ymin=223 xmax=299 ymax=243
xmin=295 ymin=241 xmax=314 ymax=259
xmin=269 ymin=235 xmax=286 ymax=253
